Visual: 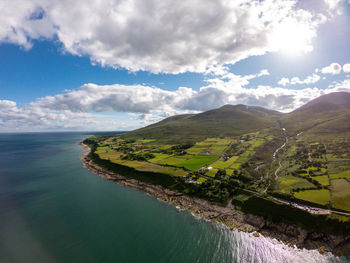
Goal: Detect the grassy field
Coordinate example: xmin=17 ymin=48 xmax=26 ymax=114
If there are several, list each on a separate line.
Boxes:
xmin=313 ymin=175 xmax=330 ymax=186
xmin=186 ymin=138 xmax=231 ymax=155
xmin=230 ymin=162 xmax=241 ymax=170
xmin=331 ymin=179 xmax=350 ymax=212
xmin=226 ymin=168 xmax=236 ymax=175
xmin=330 ymin=170 xmax=350 ymax=180
xmin=186 ymin=144 xmax=208 ymax=154
xmin=158 ymin=155 xmax=191 ymax=166
xmin=208 ymin=138 xmax=231 ymax=155
xmin=206 ymin=168 xmax=218 ymax=177
xmin=95 ymin=147 xmax=123 ymax=160
xmin=294 ymin=189 xmax=330 ymax=206
xmin=148 ymin=153 xmax=172 ymax=162
xmin=154 ymin=144 xmax=175 ymax=151
xmin=110 ymin=159 xmax=187 ymax=177
xmin=197 ymin=177 xmax=207 ymax=183
xmin=177 ymin=155 xmax=219 ymax=171
xmin=277 ymin=175 xmax=316 ymax=194
xmin=136 ymin=139 xmax=156 ymax=144
xmin=211 ymin=156 xmax=238 ymax=169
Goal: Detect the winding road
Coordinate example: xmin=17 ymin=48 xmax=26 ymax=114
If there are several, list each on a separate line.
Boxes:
xmin=272 ymin=128 xmax=288 ymax=179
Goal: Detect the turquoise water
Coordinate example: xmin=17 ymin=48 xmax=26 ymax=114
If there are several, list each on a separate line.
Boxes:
xmin=0 ymin=133 xmax=348 ymax=263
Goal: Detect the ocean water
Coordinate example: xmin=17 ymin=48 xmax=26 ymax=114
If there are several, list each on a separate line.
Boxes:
xmin=0 ymin=133 xmax=348 ymax=263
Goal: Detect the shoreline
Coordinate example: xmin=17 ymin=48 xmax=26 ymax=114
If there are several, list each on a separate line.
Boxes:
xmin=78 ymin=141 xmax=350 ymax=256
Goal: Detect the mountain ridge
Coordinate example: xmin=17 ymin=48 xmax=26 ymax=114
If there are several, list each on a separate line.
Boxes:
xmin=120 ymin=91 xmax=350 ymax=142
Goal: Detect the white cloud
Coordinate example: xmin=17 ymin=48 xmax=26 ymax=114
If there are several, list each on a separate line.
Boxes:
xmin=324 ymin=0 xmax=342 ymax=10
xmin=320 ymin=62 xmax=342 ymax=74
xmin=0 ymin=0 xmax=328 ymax=73
xmin=0 ymin=0 xmax=55 ymax=49
xmin=0 ymin=100 xmax=17 ymax=109
xmin=278 ymin=78 xmax=290 ymax=86
xmin=343 ymin=63 xmax=350 ymax=73
xmin=328 ymin=78 xmax=350 ymax=90
xmin=277 ymin=73 xmax=320 ymax=86
xmin=205 ymin=69 xmax=270 ymax=90
xmin=2 ymin=78 xmax=350 ymax=131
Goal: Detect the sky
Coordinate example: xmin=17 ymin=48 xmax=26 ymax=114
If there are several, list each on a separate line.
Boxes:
xmin=1 ymin=0 xmax=350 ymax=132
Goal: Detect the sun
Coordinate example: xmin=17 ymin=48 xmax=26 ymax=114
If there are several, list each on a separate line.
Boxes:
xmin=270 ymin=20 xmax=314 ymax=56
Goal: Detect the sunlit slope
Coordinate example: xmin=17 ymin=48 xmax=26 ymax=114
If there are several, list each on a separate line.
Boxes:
xmin=281 ymin=92 xmax=350 ymax=136
xmin=120 ymin=105 xmax=281 ymax=143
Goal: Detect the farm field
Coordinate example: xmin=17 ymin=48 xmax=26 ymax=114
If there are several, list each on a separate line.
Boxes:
xmin=331 ymin=179 xmax=350 ymax=212
xmin=92 ymin=133 xmax=265 ymax=181
xmin=313 ymin=175 xmax=330 ymax=186
xmin=294 ymin=189 xmax=330 ymax=206
xmin=114 ymin=159 xmax=187 ymax=177
xmin=176 ymin=155 xmax=218 ymax=171
xmin=211 ymin=156 xmax=238 ymax=169
xmin=329 ymin=170 xmax=350 ymax=180
xmin=158 ymin=155 xmax=191 ymax=166
xmin=206 ymin=168 xmax=218 ymax=177
xmin=149 ymin=153 xmax=172 ymax=162
xmin=186 ymin=138 xmax=231 ymax=155
xmin=277 ymin=175 xmax=316 ymax=194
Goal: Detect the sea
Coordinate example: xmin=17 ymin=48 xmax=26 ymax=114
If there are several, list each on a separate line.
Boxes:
xmin=0 ymin=133 xmax=348 ymax=263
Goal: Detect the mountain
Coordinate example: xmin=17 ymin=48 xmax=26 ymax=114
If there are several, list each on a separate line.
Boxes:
xmin=120 ymin=104 xmax=281 ymax=143
xmin=119 ymin=92 xmax=350 ymax=142
xmin=281 ymin=92 xmax=350 ymax=135
xmin=295 ymin=92 xmax=350 ymax=112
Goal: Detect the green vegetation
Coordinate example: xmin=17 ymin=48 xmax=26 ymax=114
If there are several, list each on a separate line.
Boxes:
xmin=85 ymin=92 xmax=350 ymax=230
xmin=211 ymin=156 xmax=238 ymax=169
xmin=119 ymin=105 xmax=281 ymax=143
xmin=277 ymin=175 xmax=316 ymax=194
xmin=294 ymin=189 xmax=330 ymax=206
xmin=149 ymin=153 xmax=172 ymax=162
xmin=330 ymin=170 xmax=350 ymax=180
xmin=176 ymin=155 xmax=218 ymax=171
xmin=158 ymin=156 xmax=190 ymax=166
xmin=197 ymin=177 xmax=207 ymax=183
xmin=332 ymin=179 xmax=350 ymax=212
xmin=313 ymin=175 xmax=329 ymax=186
xmin=205 ymin=168 xmax=218 ymax=177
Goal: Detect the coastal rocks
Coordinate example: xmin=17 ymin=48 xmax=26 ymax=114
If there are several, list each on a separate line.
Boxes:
xmin=334 ymin=238 xmax=350 ymax=256
xmin=326 ymin=234 xmax=346 ymax=248
xmin=202 ymin=211 xmax=220 ymax=219
xmin=259 ymin=221 xmax=308 ymax=246
xmin=243 ymin=214 xmax=265 ymax=229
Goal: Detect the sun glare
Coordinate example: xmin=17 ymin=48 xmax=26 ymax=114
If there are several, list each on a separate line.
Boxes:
xmin=270 ymin=21 xmax=314 ymax=56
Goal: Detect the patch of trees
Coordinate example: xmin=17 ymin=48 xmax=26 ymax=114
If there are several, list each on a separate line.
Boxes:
xmin=190 ymin=170 xmax=207 ymax=180
xmin=215 ymin=169 xmax=226 ymax=179
xmin=121 ymin=152 xmax=155 ymax=161
xmin=116 ymin=146 xmax=134 ymax=153
xmin=83 ymin=137 xmax=99 ymax=147
xmin=199 ymin=180 xmax=231 ymax=204
xmin=254 ymin=140 xmax=276 ymax=162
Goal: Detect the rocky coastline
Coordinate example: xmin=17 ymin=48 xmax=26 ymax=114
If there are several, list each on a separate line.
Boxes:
xmin=79 ymin=141 xmax=350 ymax=256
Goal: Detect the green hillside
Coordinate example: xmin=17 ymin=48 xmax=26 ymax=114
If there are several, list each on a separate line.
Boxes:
xmin=120 ymin=104 xmax=281 ymax=143
xmin=281 ymin=92 xmax=350 ymax=135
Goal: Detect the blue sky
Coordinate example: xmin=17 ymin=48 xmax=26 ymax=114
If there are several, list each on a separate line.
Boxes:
xmin=1 ymin=0 xmax=350 ymax=132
